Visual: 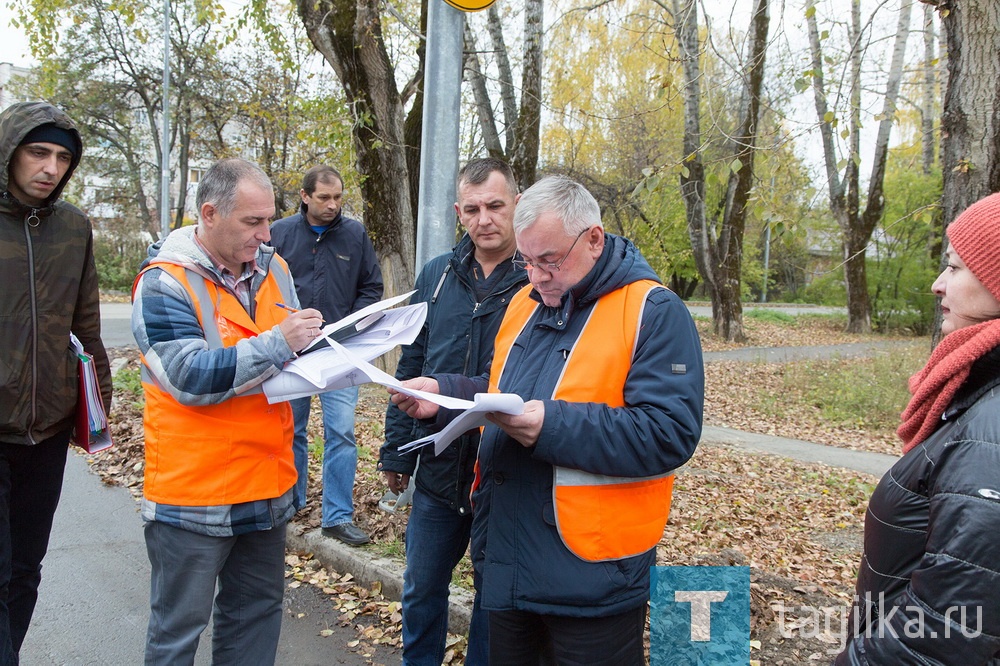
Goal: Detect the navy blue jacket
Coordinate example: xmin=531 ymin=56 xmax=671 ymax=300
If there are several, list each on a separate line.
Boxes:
xmin=438 ymin=234 xmax=704 ymax=617
xmin=379 ymin=234 xmax=528 ymax=514
xmin=268 ymin=205 xmax=383 ymax=321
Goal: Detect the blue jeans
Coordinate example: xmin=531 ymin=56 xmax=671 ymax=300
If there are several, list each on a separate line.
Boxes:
xmin=0 ymin=430 xmax=70 ymax=666
xmin=144 ymin=520 xmax=287 ymax=666
xmin=401 ymin=489 xmax=488 ymax=666
xmin=290 ymin=386 xmax=360 ymax=527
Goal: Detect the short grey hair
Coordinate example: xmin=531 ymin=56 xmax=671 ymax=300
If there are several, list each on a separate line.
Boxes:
xmin=513 ymin=175 xmax=603 ymax=236
xmin=197 ymin=158 xmax=273 ymax=222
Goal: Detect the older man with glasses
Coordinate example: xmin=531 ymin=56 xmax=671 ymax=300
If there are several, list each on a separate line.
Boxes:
xmin=391 ymin=175 xmax=704 ymax=665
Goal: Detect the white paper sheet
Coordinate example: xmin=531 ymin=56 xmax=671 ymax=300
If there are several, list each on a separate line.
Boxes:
xmin=262 ymin=295 xmax=426 ymax=402
xmin=398 ymin=392 xmax=524 ymax=456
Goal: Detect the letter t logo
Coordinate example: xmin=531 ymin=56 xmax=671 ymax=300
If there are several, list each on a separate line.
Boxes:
xmin=674 ymin=590 xmax=729 ymax=641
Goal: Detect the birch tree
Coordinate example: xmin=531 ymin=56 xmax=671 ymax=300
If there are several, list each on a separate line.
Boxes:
xmin=804 ymin=0 xmax=913 ymax=333
xmin=674 ymin=0 xmax=771 ymax=341
xmin=464 ymin=0 xmax=544 ymax=189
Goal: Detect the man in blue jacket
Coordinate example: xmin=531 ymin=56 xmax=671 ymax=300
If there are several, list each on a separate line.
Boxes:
xmin=391 ymin=176 xmax=704 ymax=665
xmin=270 ymin=165 xmax=383 ymax=545
xmin=379 ymin=158 xmax=527 ymax=665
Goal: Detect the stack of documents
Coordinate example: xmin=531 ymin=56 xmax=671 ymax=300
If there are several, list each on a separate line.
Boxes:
xmin=262 ymin=302 xmax=525 ymax=456
xmin=69 ymin=333 xmax=113 ymax=453
xmin=262 ymin=292 xmax=427 ymax=402
xmin=398 ymin=392 xmax=524 ymax=456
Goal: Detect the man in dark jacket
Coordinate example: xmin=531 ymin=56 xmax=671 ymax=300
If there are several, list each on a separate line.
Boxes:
xmin=0 ymin=101 xmax=111 ymax=663
xmin=269 ymin=165 xmax=383 ymax=545
xmin=379 ymin=158 xmax=527 ymax=665
xmin=391 ymin=176 xmax=704 ymax=665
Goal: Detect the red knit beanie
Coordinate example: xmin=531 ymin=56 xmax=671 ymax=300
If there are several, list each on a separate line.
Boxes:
xmin=947 ymin=192 xmax=1000 ymax=301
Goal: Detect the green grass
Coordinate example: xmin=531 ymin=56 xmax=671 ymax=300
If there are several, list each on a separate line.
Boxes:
xmin=113 ymin=365 xmax=145 ymax=409
xmin=766 ymin=344 xmax=925 ymax=431
xmin=309 ymin=436 xmax=324 ymax=459
xmin=744 ymin=309 xmax=797 ymax=325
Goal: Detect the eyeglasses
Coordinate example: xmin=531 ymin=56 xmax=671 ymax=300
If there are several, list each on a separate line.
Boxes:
xmin=512 ymin=228 xmax=589 ymax=273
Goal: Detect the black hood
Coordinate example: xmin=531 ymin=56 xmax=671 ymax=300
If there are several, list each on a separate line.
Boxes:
xmin=0 ymin=101 xmax=83 ymax=207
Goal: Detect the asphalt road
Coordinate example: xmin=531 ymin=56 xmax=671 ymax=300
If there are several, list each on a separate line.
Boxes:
xmin=99 ymin=302 xmax=134 ymax=349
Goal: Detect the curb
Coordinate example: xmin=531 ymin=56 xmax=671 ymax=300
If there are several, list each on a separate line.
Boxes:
xmin=285 ymin=523 xmax=475 ymax=634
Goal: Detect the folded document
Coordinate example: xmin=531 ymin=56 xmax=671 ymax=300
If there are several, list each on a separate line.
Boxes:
xmin=268 ymin=330 xmax=524 ymax=456
xmin=398 ymin=392 xmax=524 ymax=456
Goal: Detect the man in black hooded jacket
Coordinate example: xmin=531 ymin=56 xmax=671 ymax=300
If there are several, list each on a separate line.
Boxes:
xmin=0 ymin=101 xmax=111 ymax=664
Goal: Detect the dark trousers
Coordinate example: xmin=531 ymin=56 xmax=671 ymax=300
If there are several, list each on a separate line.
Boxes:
xmin=144 ymin=520 xmax=288 ymax=666
xmin=488 ymin=604 xmax=647 ymax=666
xmin=0 ymin=431 xmax=71 ymax=666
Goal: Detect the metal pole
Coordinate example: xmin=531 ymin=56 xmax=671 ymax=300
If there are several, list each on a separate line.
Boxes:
xmin=414 ymin=0 xmax=465 ymax=272
xmin=159 ymin=0 xmax=171 ymax=239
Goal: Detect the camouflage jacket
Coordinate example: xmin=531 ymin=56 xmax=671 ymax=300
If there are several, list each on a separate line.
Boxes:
xmin=0 ymin=101 xmax=111 ymax=446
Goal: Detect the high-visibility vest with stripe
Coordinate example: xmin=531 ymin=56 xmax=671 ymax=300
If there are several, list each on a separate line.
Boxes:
xmin=488 ymin=279 xmax=675 ymax=562
xmin=135 ymin=258 xmax=297 ymax=506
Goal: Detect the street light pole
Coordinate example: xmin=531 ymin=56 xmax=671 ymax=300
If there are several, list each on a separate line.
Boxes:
xmin=159 ymin=0 xmax=171 ymax=239
xmin=414 ymin=0 xmax=465 ymax=272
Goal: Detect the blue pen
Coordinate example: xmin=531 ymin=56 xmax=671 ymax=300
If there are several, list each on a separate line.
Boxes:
xmin=275 ymin=303 xmax=300 ymax=313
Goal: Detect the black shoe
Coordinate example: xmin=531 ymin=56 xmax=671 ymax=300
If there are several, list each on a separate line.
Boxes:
xmin=321 ymin=523 xmax=371 ymax=546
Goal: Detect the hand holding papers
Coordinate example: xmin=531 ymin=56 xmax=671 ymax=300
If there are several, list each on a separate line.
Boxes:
xmin=262 ymin=292 xmax=426 ymax=402
xmin=398 ymin=392 xmax=524 ymax=456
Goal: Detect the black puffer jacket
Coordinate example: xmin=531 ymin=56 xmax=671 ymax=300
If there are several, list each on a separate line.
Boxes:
xmin=0 ymin=101 xmax=111 ymax=445
xmin=378 ymin=234 xmax=527 ymax=514
xmin=836 ymin=347 xmax=1000 ymax=665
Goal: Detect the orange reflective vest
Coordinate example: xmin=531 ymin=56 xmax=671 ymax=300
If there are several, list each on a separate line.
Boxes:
xmin=488 ymin=280 xmax=675 ymax=562
xmin=136 ymin=259 xmax=297 ymax=506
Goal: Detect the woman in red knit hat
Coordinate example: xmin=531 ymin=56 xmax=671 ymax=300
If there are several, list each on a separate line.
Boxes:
xmin=836 ymin=192 xmax=1000 ymax=665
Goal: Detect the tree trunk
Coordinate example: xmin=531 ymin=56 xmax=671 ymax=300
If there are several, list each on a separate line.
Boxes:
xmin=933 ymin=0 xmax=1000 ymax=345
xmin=713 ymin=0 xmax=769 ymax=343
xmin=674 ymin=0 xmax=712 ymax=291
xmin=510 ymin=0 xmax=543 ymax=189
xmin=487 ymin=5 xmax=519 ymax=156
xmin=464 ymin=25 xmax=504 ymax=158
xmin=806 ymin=0 xmax=912 ymax=334
xmin=921 ymin=3 xmax=936 ymax=175
xmin=296 ymin=0 xmax=415 ymax=301
xmin=939 ymin=0 xmax=1000 ymax=224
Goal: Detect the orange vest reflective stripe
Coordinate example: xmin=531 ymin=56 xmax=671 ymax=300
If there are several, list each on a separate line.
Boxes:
xmin=136 ymin=259 xmax=297 ymax=506
xmin=489 ymin=280 xmax=675 ymax=562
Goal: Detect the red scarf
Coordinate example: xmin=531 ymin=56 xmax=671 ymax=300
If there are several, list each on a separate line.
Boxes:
xmin=898 ymin=318 xmax=1000 ymax=452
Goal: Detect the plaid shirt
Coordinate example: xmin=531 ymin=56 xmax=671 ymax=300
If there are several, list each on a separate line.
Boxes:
xmin=141 ymin=489 xmax=295 ymax=537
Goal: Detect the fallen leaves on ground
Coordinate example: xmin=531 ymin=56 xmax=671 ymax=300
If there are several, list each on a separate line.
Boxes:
xmin=704 ymin=361 xmax=903 ymax=455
